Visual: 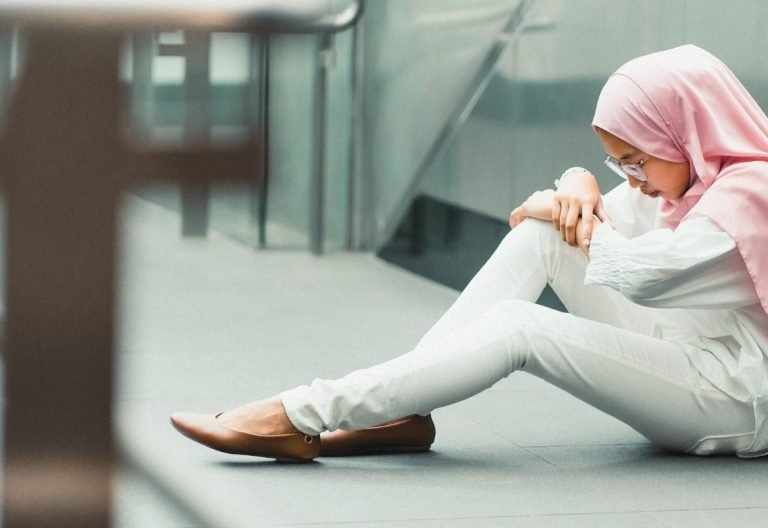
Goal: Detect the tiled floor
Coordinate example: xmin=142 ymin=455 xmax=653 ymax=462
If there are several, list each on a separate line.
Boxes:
xmin=114 ymin=197 xmax=768 ymax=528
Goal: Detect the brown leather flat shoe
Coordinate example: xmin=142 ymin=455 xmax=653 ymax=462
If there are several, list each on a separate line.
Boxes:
xmin=319 ymin=414 xmax=435 ymax=457
xmin=170 ymin=412 xmax=320 ymax=463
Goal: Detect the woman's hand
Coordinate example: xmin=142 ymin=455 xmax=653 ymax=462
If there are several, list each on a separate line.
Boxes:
xmin=509 ymin=189 xmax=556 ymax=229
xmin=552 ymin=171 xmax=612 ymax=247
xmin=575 ymin=215 xmax=601 ymax=255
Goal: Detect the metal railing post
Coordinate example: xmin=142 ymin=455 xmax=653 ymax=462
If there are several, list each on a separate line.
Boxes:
xmin=250 ymin=34 xmax=270 ymax=248
xmin=129 ymin=32 xmax=155 ymax=139
xmin=179 ymin=30 xmax=212 ymax=237
xmin=310 ymin=32 xmax=333 ymax=254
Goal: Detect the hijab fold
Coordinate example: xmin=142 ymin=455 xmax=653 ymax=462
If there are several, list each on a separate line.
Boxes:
xmin=592 ymin=44 xmax=768 ymax=317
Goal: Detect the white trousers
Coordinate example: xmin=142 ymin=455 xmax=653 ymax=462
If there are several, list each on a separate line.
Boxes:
xmin=281 ymin=219 xmax=756 ymax=455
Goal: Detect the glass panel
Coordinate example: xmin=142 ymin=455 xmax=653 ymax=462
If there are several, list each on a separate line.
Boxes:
xmin=323 ymin=29 xmax=354 ymax=250
xmin=360 ymin=0 xmax=528 ymax=246
xmin=207 ymin=32 xmax=261 ymax=248
xmin=124 ymin=29 xmax=355 ymax=251
xmin=262 ymin=34 xmax=316 ymax=248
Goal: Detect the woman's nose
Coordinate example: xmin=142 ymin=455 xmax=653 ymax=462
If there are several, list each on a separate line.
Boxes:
xmin=627 ymin=176 xmax=642 ymax=188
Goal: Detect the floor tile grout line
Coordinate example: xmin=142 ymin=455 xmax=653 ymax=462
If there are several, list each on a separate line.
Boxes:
xmin=273 ymin=506 xmax=768 ymax=527
xmin=437 ymin=409 xmax=566 ymax=469
xmin=526 ymin=442 xmax=651 ymax=448
xmin=444 ymin=411 xmax=651 ymax=460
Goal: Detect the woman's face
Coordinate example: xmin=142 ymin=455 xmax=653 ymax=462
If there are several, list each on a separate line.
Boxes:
xmin=595 ymin=127 xmax=691 ymax=199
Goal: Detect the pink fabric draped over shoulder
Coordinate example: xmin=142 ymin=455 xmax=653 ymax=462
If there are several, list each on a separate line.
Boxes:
xmin=592 ymin=44 xmax=768 ymax=317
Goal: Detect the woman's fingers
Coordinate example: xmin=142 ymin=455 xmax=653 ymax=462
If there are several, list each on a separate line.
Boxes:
xmin=565 ymin=201 xmax=580 ymax=245
xmin=511 ymin=189 xmax=561 ymax=229
xmin=509 ymin=202 xmax=532 ymax=229
xmin=559 ymin=202 xmax=569 ymax=241
xmin=580 ymin=203 xmax=594 ymax=248
xmin=555 ymin=196 xmax=598 ymax=247
xmin=509 ymin=206 xmax=523 ymax=229
xmin=580 ymin=215 xmax=602 ymax=255
xmin=551 ymin=198 xmax=561 ymax=231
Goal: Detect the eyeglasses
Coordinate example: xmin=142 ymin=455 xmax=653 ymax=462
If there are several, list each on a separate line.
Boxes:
xmin=604 ymin=154 xmax=650 ymax=182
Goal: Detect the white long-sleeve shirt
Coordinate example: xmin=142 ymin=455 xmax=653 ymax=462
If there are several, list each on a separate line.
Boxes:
xmin=584 ymin=183 xmax=768 ymax=457
xmin=586 ymin=216 xmax=759 ymax=310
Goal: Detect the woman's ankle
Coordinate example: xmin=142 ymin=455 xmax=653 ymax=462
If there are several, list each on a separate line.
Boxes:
xmin=274 ymin=398 xmax=303 ymax=435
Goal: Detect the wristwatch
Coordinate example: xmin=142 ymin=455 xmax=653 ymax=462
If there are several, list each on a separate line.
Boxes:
xmin=554 ymin=166 xmax=590 ymax=189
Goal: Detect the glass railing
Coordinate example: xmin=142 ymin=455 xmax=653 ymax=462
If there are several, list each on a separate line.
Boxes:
xmin=126 ymin=26 xmax=357 ymax=252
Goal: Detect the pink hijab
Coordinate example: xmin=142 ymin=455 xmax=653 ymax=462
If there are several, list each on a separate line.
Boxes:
xmin=592 ymin=44 xmax=768 ymax=317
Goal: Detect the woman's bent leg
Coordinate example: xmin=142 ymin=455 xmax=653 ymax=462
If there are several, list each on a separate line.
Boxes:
xmin=283 ymin=300 xmax=754 ymax=454
xmin=415 ymin=218 xmax=582 ymax=349
xmin=418 ymin=217 xmax=655 ymax=344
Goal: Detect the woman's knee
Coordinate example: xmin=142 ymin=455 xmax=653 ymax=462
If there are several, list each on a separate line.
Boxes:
xmin=494 ymin=220 xmax=550 ymax=258
xmin=505 ymin=219 xmax=585 ymax=269
xmin=504 ymin=218 xmax=558 ymax=247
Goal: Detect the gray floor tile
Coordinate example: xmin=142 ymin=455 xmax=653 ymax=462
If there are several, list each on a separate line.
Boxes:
xmin=287 ymin=512 xmax=667 ymax=528
xmin=529 ymin=445 xmax=768 ymax=512
xmin=114 ymin=469 xmax=198 ymax=528
xmin=118 ymin=400 xmax=619 ymax=527
xmin=651 ymin=508 xmax=768 ymax=528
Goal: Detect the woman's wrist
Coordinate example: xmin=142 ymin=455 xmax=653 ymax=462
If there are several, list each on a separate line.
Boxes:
xmin=554 ymin=166 xmax=591 ymax=189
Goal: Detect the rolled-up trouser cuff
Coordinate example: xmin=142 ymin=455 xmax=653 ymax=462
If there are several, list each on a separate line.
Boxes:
xmin=280 ymin=386 xmax=323 ymax=436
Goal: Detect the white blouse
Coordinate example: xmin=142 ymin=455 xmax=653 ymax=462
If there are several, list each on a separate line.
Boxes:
xmin=585 ymin=216 xmax=758 ymax=310
xmin=584 ymin=183 xmax=768 ymax=458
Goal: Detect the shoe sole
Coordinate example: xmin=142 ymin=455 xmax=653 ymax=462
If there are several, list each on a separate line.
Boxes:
xmin=322 ymin=444 xmax=432 ymax=457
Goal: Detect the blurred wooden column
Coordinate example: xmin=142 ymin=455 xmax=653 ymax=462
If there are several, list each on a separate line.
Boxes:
xmin=0 ymin=29 xmax=128 ymax=528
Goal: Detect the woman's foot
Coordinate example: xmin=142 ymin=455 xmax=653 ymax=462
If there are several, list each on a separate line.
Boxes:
xmin=170 ymin=397 xmax=319 ymax=462
xmin=216 ymin=397 xmax=302 ymax=436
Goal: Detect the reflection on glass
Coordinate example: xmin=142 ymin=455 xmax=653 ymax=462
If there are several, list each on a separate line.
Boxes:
xmin=124 ymin=29 xmax=354 ymax=251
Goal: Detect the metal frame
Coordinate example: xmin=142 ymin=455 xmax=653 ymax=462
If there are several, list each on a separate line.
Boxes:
xmin=310 ymin=32 xmax=333 ymax=254
xmin=0 ymin=1 xmax=363 ymax=33
xmin=251 ymin=34 xmax=270 ymax=248
xmin=346 ymin=20 xmax=366 ymax=250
